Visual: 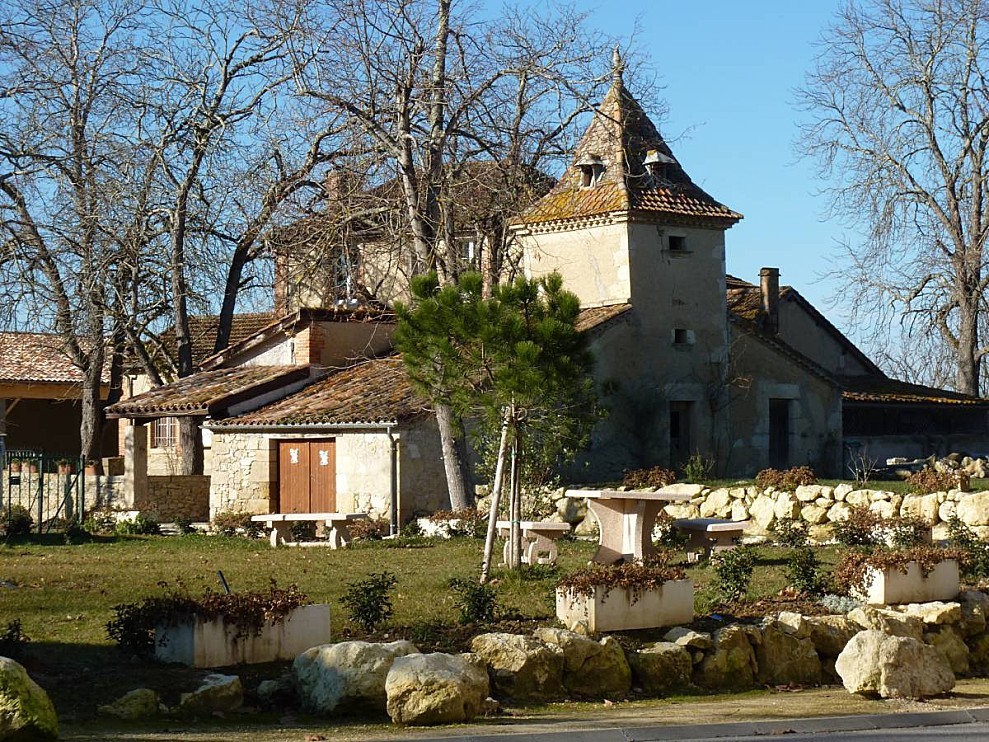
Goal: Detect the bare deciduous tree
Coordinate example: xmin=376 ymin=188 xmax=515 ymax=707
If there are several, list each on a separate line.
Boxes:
xmin=799 ymin=0 xmax=989 ymax=395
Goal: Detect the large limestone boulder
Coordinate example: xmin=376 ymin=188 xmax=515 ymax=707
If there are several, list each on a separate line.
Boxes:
xmin=178 ymin=673 xmax=243 ymax=715
xmin=774 ymin=492 xmax=800 ymax=520
xmin=900 ymin=494 xmax=940 ymax=524
xmin=756 ymin=622 xmax=821 ymax=686
xmin=695 ymin=625 xmax=757 ymax=690
xmin=927 ymin=626 xmax=970 ymax=676
xmin=663 ymin=627 xmax=712 ymax=650
xmin=98 ymin=688 xmax=165 ymax=720
xmin=805 ymin=615 xmax=860 ymax=659
xmin=960 ymin=591 xmax=989 ymax=637
xmin=848 ymin=606 xmax=924 ymax=641
xmin=556 ymin=497 xmax=586 ymax=524
xmin=293 ymin=640 xmax=420 ymax=715
xmin=956 ymin=492 xmax=989 ymax=526
xmin=470 ymin=633 xmax=564 ymax=701
xmin=891 ymin=602 xmax=961 ymax=625
xmin=835 ymin=630 xmax=955 ymax=699
xmin=384 ymin=652 xmax=489 ymax=726
xmin=748 ymin=495 xmax=776 ymax=533
xmin=700 ymin=489 xmax=731 ymax=518
xmin=0 ymin=657 xmax=58 ymax=740
xmin=565 ymin=636 xmax=630 ymax=698
xmin=629 ymin=642 xmax=692 ymax=694
xmin=532 ymin=629 xmax=629 ymax=697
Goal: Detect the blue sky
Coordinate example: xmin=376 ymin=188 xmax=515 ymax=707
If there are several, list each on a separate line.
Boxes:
xmin=576 ymin=0 xmax=855 ymax=333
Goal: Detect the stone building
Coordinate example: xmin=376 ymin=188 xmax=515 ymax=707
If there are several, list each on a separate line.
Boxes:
xmin=107 ymin=58 xmax=989 ymax=521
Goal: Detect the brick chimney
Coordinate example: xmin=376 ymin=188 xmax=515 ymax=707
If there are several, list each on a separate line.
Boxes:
xmin=759 ymin=267 xmax=780 ymax=334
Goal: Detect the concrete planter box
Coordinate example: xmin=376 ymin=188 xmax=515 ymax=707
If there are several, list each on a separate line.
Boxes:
xmin=555 ymin=578 xmax=693 ymax=632
xmin=155 ymin=603 xmax=330 ymax=667
xmin=858 ymin=560 xmax=960 ymax=605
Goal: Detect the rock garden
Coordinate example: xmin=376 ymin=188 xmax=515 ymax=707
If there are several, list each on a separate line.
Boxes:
xmin=5 ymin=465 xmax=989 ymax=739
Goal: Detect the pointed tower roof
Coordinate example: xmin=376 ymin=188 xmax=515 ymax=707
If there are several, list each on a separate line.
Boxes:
xmin=518 ymin=52 xmax=742 ymax=228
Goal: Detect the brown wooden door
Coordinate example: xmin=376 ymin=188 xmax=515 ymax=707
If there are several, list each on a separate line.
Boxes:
xmin=277 ymin=439 xmax=336 ymax=513
xmin=278 ymin=441 xmax=311 ymax=513
xmin=309 ymin=440 xmax=336 ymax=512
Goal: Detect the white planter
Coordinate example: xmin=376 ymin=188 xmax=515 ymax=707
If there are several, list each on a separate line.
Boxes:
xmin=155 ymin=603 xmax=331 ymax=667
xmin=858 ymin=560 xmax=960 ymax=605
xmin=555 ymin=579 xmax=693 ymax=633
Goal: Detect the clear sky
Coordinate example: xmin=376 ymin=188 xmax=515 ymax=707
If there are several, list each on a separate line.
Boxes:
xmin=576 ymin=0 xmax=857 ymax=334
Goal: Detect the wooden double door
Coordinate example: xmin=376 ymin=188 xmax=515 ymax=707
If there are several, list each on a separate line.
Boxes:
xmin=277 ymin=439 xmax=336 ymax=513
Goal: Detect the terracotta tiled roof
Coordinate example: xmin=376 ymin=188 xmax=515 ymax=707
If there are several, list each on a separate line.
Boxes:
xmin=158 ymin=312 xmax=279 ymax=369
xmin=212 ymin=356 xmax=427 ymax=428
xmin=0 ymin=333 xmax=110 ymax=385
xmin=106 ymin=366 xmax=311 ymax=418
xmin=518 ymin=69 xmax=741 ymax=228
xmin=575 ymin=303 xmax=632 ymax=333
xmin=841 ymin=376 xmax=989 ymax=406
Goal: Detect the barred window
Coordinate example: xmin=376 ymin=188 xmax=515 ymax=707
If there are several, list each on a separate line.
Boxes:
xmin=151 ymin=417 xmax=178 ymax=448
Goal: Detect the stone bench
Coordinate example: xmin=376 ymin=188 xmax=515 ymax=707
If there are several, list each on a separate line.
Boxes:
xmin=672 ymin=518 xmax=750 ymax=562
xmin=496 ymin=520 xmax=571 ymax=565
xmin=251 ymin=512 xmax=368 ymax=549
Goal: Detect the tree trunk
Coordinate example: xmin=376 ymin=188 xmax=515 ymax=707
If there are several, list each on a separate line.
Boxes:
xmin=435 ymin=401 xmax=468 ymax=510
xmin=480 ymin=409 xmax=512 ymax=583
xmin=955 ymin=285 xmax=981 ymax=395
xmin=80 ymin=362 xmax=104 ymax=463
xmin=178 ymin=417 xmax=204 ymax=476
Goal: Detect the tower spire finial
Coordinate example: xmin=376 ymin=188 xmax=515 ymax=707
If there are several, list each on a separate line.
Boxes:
xmin=612 ymin=46 xmax=625 ymax=83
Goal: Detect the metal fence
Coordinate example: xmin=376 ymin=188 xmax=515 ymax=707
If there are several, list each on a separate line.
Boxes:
xmin=2 ymin=450 xmax=87 ymax=534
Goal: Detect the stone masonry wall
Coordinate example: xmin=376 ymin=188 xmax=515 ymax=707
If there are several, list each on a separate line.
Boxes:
xmin=649 ymin=483 xmax=989 ymax=541
xmin=138 ymin=475 xmax=210 ymax=521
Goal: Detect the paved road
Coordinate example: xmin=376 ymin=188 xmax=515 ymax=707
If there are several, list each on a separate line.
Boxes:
xmin=404 ymin=708 xmax=989 ymax=742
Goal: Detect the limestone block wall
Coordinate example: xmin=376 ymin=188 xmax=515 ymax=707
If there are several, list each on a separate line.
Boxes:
xmin=648 ymin=482 xmax=989 ymax=541
xmin=136 ymin=475 xmax=210 ymax=521
xmin=209 ymin=432 xmax=276 ymax=517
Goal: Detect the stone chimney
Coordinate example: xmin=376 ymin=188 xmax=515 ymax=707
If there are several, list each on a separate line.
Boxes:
xmin=759 ymin=267 xmax=780 ymax=334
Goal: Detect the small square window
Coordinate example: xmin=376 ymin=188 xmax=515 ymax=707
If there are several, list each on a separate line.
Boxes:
xmin=668 ymin=235 xmax=686 ymax=252
xmin=672 ymin=328 xmax=695 ymax=346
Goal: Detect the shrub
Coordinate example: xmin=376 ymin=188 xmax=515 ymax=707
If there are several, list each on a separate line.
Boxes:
xmin=211 ymin=510 xmax=257 ymax=536
xmin=621 ymin=467 xmax=677 ymax=489
xmin=771 ymin=518 xmax=809 ymax=548
xmin=946 ymin=515 xmax=989 ymax=580
xmin=711 ymin=546 xmax=756 ymax=602
xmin=557 ymin=555 xmax=687 ymax=605
xmin=107 ymin=581 xmax=310 ymax=654
xmin=173 ymin=516 xmax=196 ymax=535
xmin=653 ymin=511 xmax=689 ymax=549
xmin=349 ymin=517 xmax=390 ymax=541
xmin=83 ymin=509 xmax=117 ymax=536
xmin=682 ymin=453 xmax=714 ymax=483
xmin=340 ymin=572 xmax=397 ymax=632
xmin=786 ymin=547 xmax=824 ymax=595
xmin=832 ymin=545 xmax=967 ymax=597
xmin=427 ymin=509 xmax=486 ymax=538
xmin=831 ymin=505 xmax=882 ymax=546
xmin=0 ymin=619 xmax=28 ymax=657
xmin=908 ymin=467 xmax=966 ymax=494
xmin=448 ymin=577 xmax=498 ymax=624
xmin=400 ymin=519 xmax=424 ymax=538
xmin=115 ymin=513 xmax=161 ymax=536
xmin=882 ymin=513 xmax=930 ymax=548
xmin=755 ymin=466 xmax=817 ymax=490
xmin=0 ymin=505 xmax=33 ymax=538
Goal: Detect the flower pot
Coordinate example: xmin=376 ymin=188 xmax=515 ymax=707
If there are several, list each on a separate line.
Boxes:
xmin=8 ymin=462 xmax=21 ymax=474
xmin=154 ymin=603 xmax=331 ymax=667
xmin=555 ymin=578 xmax=694 ymax=633
xmin=84 ymin=462 xmax=102 ymax=476
xmin=26 ymin=463 xmax=38 ymax=474
xmin=856 ymin=560 xmax=959 ymax=605
xmin=57 ymin=463 xmax=75 ymax=475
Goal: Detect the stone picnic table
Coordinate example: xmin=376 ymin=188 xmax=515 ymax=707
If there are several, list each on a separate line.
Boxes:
xmin=250 ymin=512 xmax=368 ymax=548
xmin=565 ymin=489 xmax=691 ymax=565
xmin=496 ymin=520 xmax=571 ymax=565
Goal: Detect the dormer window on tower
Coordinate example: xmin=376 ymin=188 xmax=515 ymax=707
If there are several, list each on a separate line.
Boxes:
xmin=576 ymin=154 xmax=604 ymax=187
xmin=644 ymin=149 xmax=675 ymax=184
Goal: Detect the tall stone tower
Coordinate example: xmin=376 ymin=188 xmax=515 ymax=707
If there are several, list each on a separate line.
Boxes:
xmin=514 ymin=51 xmax=742 ymax=473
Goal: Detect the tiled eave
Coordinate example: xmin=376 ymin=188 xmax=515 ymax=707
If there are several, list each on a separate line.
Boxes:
xmin=106 ymin=366 xmax=312 ymax=419
xmin=513 ymin=208 xmax=740 ymax=235
xmin=209 ymin=356 xmax=429 ymax=429
xmin=841 ymin=377 xmax=989 ymax=407
xmin=730 ymin=316 xmax=839 ymax=387
xmin=576 ymin=303 xmax=632 ymax=333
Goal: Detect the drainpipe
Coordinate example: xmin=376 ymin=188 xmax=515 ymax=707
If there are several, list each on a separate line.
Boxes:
xmin=387 ymin=427 xmax=399 ymax=536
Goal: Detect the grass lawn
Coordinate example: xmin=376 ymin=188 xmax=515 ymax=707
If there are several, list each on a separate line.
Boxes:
xmin=0 ymin=531 xmax=850 ymax=728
